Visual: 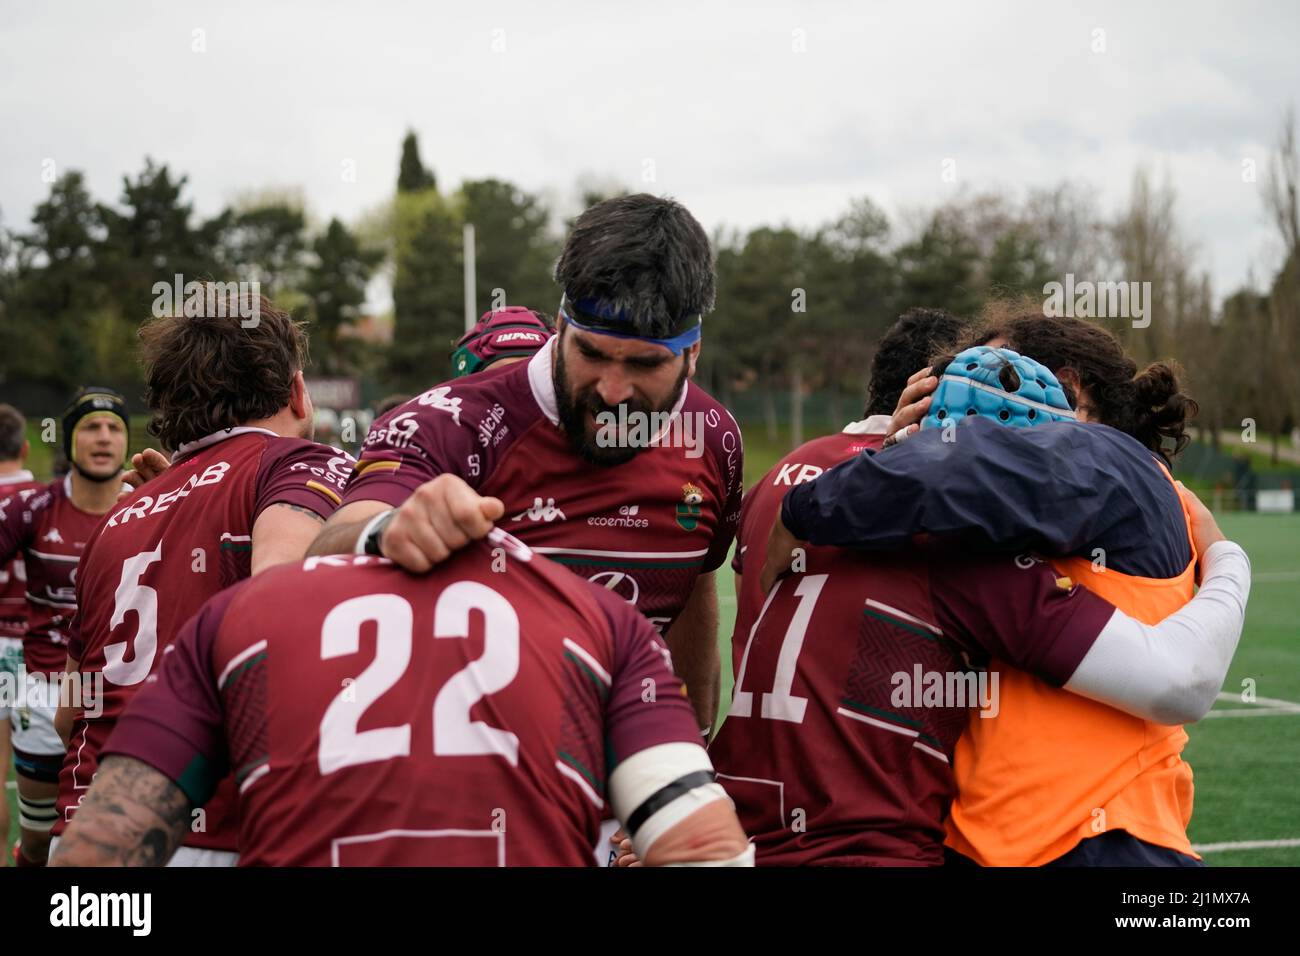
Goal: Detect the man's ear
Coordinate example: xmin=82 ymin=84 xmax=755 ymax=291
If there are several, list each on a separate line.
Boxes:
xmin=289 ymin=370 xmax=309 ymax=419
xmin=20 ymin=439 xmax=29 ymax=463
xmin=684 ymin=343 xmax=701 ymax=379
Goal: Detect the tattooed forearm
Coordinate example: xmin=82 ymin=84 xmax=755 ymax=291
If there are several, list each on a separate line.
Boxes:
xmin=49 ymin=756 xmax=193 ymax=867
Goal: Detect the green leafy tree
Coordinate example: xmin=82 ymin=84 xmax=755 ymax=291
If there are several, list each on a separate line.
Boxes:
xmin=458 ymin=178 xmax=559 ymax=315
xmin=215 ymin=203 xmax=306 ymax=299
xmin=389 ymin=191 xmax=462 ymax=390
xmin=893 ymin=212 xmax=982 ymax=318
xmin=4 ymin=171 xmax=108 ymax=386
xmin=303 ymin=218 xmax=382 ymax=375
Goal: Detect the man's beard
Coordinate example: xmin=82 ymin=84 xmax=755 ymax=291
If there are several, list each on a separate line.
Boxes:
xmin=73 ymin=460 xmax=121 ymax=484
xmin=553 ymin=347 xmax=688 ymax=467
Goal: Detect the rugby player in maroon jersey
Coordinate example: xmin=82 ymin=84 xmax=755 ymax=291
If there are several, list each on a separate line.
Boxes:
xmin=51 ymin=530 xmax=752 ymax=867
xmin=0 ymin=388 xmax=129 ymax=865
xmin=0 ymin=403 xmax=45 ymax=851
xmin=309 ymin=195 xmax=745 ymax=738
xmin=50 ymin=292 xmax=352 ymax=867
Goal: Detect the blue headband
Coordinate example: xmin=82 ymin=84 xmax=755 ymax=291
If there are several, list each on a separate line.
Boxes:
xmin=558 ymin=294 xmax=702 ymax=356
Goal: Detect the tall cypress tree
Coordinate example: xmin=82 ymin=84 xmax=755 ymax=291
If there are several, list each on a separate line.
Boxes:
xmin=397 ymin=131 xmax=436 ymax=194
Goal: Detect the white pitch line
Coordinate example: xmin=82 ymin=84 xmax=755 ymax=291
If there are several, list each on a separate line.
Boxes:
xmin=1192 ymin=838 xmax=1300 ymax=853
xmin=1251 ymin=571 xmax=1300 ymax=582
xmin=1214 ymin=691 xmax=1300 ymax=710
xmin=4 ymin=780 xmax=13 ymax=790
xmin=1203 ymin=708 xmax=1300 ymax=718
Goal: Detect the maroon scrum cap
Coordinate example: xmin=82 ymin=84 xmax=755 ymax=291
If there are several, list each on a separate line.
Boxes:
xmin=451 ymin=306 xmax=555 ymax=377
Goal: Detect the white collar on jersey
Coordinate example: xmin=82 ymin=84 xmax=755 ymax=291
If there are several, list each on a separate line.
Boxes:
xmin=0 ymin=470 xmax=34 ymax=485
xmin=526 ymin=334 xmax=692 ymax=434
xmin=171 ymin=426 xmax=283 ymax=463
xmin=843 ymin=415 xmax=891 ymax=436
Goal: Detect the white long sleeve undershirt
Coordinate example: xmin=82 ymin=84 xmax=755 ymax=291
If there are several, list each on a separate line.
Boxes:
xmin=1064 ymin=540 xmax=1252 ymax=725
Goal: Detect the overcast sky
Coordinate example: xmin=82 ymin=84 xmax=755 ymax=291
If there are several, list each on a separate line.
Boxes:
xmin=2 ymin=0 xmax=1297 ymax=306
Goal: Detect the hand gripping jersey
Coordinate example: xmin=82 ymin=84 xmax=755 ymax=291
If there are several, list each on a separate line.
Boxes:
xmin=0 ymin=475 xmax=107 ymax=675
xmin=344 ymin=336 xmax=743 ymax=634
xmin=55 ymin=428 xmax=351 ymax=852
xmin=102 ymin=533 xmax=709 ymax=866
xmin=711 ymin=422 xmax=1118 ymax=865
xmin=0 ymin=470 xmax=44 ymax=640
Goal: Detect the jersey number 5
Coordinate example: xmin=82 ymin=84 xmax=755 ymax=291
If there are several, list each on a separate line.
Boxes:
xmin=318 ymin=582 xmax=521 ymax=775
xmin=103 ymin=545 xmax=165 ymax=686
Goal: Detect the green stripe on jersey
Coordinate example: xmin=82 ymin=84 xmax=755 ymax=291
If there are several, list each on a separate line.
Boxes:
xmin=564 ymin=651 xmax=610 ymax=698
xmin=840 ymin=698 xmax=945 ymax=748
xmin=220 ymin=652 xmax=267 ymax=691
xmin=236 ymin=755 xmax=269 ymax=784
xmin=557 ymin=750 xmax=603 ymax=794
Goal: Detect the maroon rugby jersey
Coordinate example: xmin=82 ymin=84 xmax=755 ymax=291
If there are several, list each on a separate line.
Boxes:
xmin=56 ymin=428 xmax=350 ymax=851
xmin=344 ymin=337 xmax=743 ymax=634
xmin=710 ymin=422 xmax=1116 ymax=866
xmin=0 ymin=471 xmax=44 ymax=639
xmin=102 ymin=533 xmax=704 ymax=866
xmin=0 ymin=475 xmax=108 ymax=675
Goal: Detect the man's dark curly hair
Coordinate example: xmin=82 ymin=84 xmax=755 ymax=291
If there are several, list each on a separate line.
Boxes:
xmin=555 ymin=193 xmax=715 ymax=337
xmin=864 ymin=308 xmax=971 ymax=416
xmin=138 ymin=288 xmax=308 ymax=451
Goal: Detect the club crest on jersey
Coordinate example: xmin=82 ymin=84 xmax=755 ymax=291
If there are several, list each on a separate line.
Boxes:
xmin=415 ymin=385 xmax=463 ymax=426
xmin=675 ymin=482 xmax=705 ymax=531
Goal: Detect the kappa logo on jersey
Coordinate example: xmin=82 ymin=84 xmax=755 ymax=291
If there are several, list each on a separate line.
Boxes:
xmin=675 ymin=483 xmax=705 ymax=531
xmin=512 ymin=497 xmax=566 ymax=523
xmin=588 ymin=570 xmax=640 ymax=604
xmin=43 ymin=528 xmax=64 ymax=544
xmin=415 ymin=386 xmax=463 ymax=426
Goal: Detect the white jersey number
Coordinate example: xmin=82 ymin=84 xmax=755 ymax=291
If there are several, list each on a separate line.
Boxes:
xmin=318 ymin=584 xmax=521 ymax=775
xmin=102 ymin=545 xmax=165 ymax=686
xmin=729 ymin=573 xmax=827 ymax=724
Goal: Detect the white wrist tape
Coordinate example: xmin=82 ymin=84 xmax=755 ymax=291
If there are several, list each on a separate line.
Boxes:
xmin=609 ymin=742 xmax=727 ymax=859
xmin=663 ymin=843 xmax=756 ymax=867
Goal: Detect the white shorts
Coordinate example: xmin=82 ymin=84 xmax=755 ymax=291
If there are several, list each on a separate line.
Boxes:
xmin=10 ymin=671 xmax=62 ymax=760
xmin=0 ymin=637 xmax=21 ymax=723
xmin=594 ymin=818 xmax=621 ymax=867
xmin=48 ymin=835 xmax=239 ymax=867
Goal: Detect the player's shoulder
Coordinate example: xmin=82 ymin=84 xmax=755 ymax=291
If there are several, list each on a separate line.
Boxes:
xmin=29 ymin=477 xmax=62 ymax=511
xmin=760 ymin=429 xmax=874 ymax=492
xmin=412 ymin=363 xmax=537 ymax=431
xmin=680 ymin=381 xmax=742 ymax=475
xmin=259 ymin=434 xmax=354 ymax=475
xmin=681 ymin=381 xmax=740 ymax=436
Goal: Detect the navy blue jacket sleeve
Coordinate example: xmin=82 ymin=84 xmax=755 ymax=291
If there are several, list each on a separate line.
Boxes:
xmin=780 ymin=418 xmax=1190 ymax=578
